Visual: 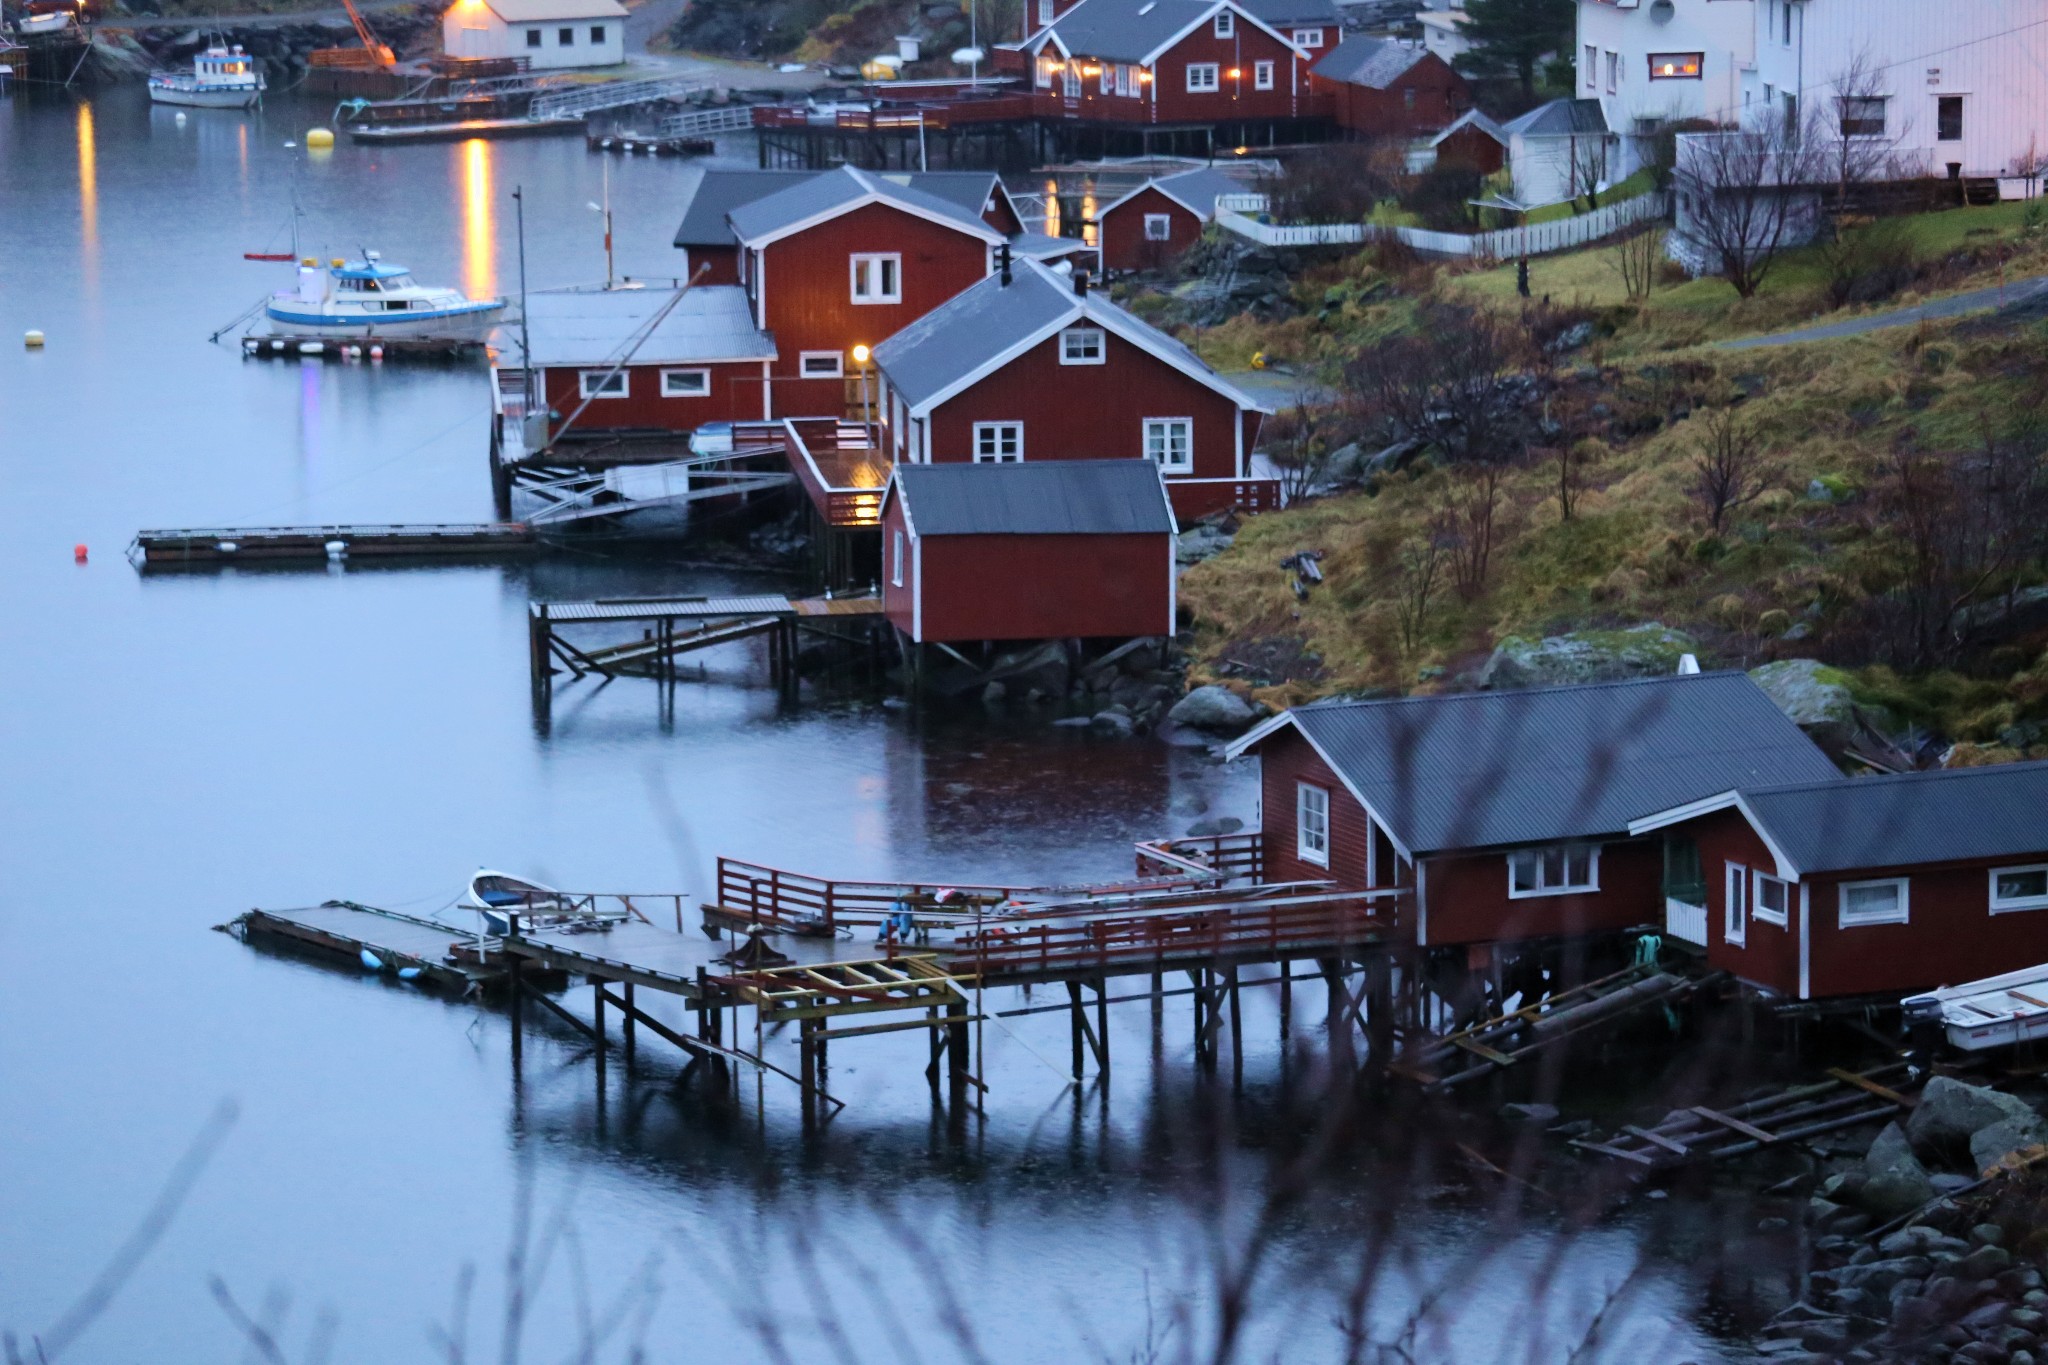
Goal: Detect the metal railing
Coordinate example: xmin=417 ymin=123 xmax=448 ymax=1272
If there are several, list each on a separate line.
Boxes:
xmin=1133 ymin=832 xmax=1263 ymax=882
xmin=530 ymin=74 xmax=716 ymax=121
xmin=660 ymin=104 xmax=756 ymax=137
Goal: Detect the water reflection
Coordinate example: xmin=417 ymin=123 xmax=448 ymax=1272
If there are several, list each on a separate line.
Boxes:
xmin=461 ymin=137 xmax=496 ymax=300
xmin=75 ymin=101 xmax=96 ymax=293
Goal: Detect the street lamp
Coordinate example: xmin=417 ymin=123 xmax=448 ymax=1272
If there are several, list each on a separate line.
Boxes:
xmin=852 ymin=344 xmax=873 ymax=429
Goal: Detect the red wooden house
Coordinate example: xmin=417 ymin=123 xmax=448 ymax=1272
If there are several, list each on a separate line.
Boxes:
xmin=1310 ymin=35 xmax=1469 ymax=137
xmin=1007 ymin=0 xmax=1329 ymax=129
xmin=1224 ymin=673 xmax=1843 ymax=953
xmin=881 ymin=459 xmax=1178 ymax=645
xmin=1097 ymin=166 xmax=1250 ymax=272
xmin=726 ymin=166 xmax=1010 ymax=418
xmin=867 ymin=256 xmax=1274 ymax=519
xmin=1627 ymin=761 xmax=2048 ymax=1002
xmin=1021 ymin=0 xmax=1336 ymax=49
xmin=510 ymin=285 xmax=777 ymax=440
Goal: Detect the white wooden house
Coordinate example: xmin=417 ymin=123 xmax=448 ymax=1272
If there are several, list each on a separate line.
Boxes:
xmin=1504 ymin=97 xmax=1615 ymax=206
xmin=441 ymin=0 xmax=627 ymax=69
xmin=1574 ymin=0 xmax=1755 ymax=178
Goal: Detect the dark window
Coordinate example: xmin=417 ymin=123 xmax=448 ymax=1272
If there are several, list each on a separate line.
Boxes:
xmin=1663 ymin=835 xmax=1705 ymax=904
xmin=1938 ymin=95 xmax=1963 ymax=142
xmin=590 ymin=24 xmax=605 ymax=42
xmin=525 ymin=28 xmax=541 ymax=46
xmin=1839 ymin=95 xmax=1886 ymax=138
xmin=558 ymin=26 xmax=574 ymax=44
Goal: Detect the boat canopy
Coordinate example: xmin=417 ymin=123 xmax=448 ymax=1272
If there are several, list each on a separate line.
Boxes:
xmin=335 ymin=261 xmax=413 ymax=281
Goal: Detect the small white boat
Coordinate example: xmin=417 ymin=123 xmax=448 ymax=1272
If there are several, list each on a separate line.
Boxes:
xmin=467 ymin=869 xmax=625 ymax=935
xmin=264 ymin=252 xmax=505 ymax=340
xmin=1903 ymin=962 xmax=2048 ymax=1051
xmin=150 ymin=45 xmax=264 ymax=110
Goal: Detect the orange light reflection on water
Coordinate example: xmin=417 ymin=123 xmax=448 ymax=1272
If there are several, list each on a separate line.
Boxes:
xmin=1042 ymin=176 xmax=1061 ymax=238
xmin=77 ymin=103 xmax=98 ymax=289
xmin=461 ymin=138 xmax=497 ymax=300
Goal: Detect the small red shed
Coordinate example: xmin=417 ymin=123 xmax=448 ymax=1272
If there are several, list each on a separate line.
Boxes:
xmin=881 ymin=459 xmax=1178 ymax=644
xmin=1429 ymin=108 xmax=1509 ymax=176
xmin=1224 ymin=673 xmax=1843 ymax=951
xmin=1628 ymin=761 xmax=2048 ymax=1002
xmin=1097 ymin=166 xmax=1249 ymax=273
xmin=1310 ymin=35 xmax=1469 ymax=137
xmin=868 ymin=256 xmax=1275 ymax=520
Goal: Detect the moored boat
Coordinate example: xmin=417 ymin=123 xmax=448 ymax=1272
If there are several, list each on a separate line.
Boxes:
xmin=467 ymin=869 xmax=626 ymax=934
xmin=149 ymin=44 xmax=264 ymax=109
xmin=264 ymin=253 xmax=505 ymax=340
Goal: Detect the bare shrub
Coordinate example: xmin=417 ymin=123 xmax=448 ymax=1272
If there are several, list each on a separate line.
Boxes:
xmin=1260 ymin=142 xmax=1408 ymax=224
xmin=1674 ymin=122 xmax=1820 ymax=300
xmin=1339 ymin=303 xmax=1534 ymax=468
xmin=1608 ymin=221 xmax=1667 ymax=302
xmin=1686 ymin=408 xmax=1775 ymax=533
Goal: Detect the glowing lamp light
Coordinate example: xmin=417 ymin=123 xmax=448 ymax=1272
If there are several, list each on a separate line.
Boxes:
xmin=851 ymin=344 xmax=872 ymax=364
xmin=1137 ymin=70 xmax=1152 ymax=82
xmin=1228 ymin=67 xmax=1241 ymax=78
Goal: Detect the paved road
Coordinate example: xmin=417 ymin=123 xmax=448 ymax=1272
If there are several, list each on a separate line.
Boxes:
xmin=1720 ymin=273 xmax=2048 ymax=349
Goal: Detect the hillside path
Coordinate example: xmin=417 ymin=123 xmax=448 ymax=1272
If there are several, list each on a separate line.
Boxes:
xmin=1720 ymin=272 xmax=2048 ymax=349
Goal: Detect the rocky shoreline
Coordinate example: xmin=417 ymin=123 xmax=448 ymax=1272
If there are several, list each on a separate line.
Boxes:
xmin=88 ymin=8 xmax=440 ymax=85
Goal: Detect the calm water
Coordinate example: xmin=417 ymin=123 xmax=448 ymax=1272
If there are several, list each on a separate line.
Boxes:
xmin=0 ymin=87 xmax=1748 ymax=1362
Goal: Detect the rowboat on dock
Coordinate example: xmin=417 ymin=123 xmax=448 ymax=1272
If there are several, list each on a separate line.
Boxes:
xmin=468 ymin=869 xmax=628 ymax=935
xmin=1903 ymin=962 xmax=2048 ymax=1051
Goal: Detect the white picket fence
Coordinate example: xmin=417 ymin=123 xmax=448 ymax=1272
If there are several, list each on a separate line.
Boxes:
xmin=1215 ymin=191 xmax=1671 ymax=260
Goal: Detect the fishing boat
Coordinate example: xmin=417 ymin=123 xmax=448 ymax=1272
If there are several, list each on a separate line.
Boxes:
xmin=149 ymin=45 xmax=264 ymax=109
xmin=467 ymin=869 xmax=626 ymax=934
xmin=263 ymin=252 xmax=505 ymax=340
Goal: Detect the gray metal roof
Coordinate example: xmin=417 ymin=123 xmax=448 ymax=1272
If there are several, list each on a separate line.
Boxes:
xmin=1237 ymin=0 xmax=1338 ymax=25
xmin=1038 ymin=0 xmax=1219 ymax=63
xmin=513 ymin=285 xmax=776 ymax=367
xmin=1148 ymin=167 xmax=1248 ymax=217
xmin=1736 ymin=762 xmax=2048 ymax=876
xmin=1311 ymin=34 xmax=1427 ymax=89
xmin=873 ymin=170 xmax=1008 ymax=220
xmin=725 ymin=165 xmax=1000 ymax=244
xmin=1432 ymin=106 xmax=1507 ymax=147
xmin=672 ymin=169 xmax=812 ymax=247
xmin=1505 ymin=97 xmax=1610 ymax=138
xmin=892 ymin=459 xmax=1176 ymax=536
xmin=871 ymin=257 xmax=1086 ymax=408
xmin=1280 ymin=673 xmax=1842 ymax=855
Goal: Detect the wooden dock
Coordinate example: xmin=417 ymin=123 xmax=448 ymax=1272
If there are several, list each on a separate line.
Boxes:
xmin=130 ymin=522 xmax=539 ymax=569
xmin=348 ymin=116 xmax=583 ymax=144
xmin=241 ymin=334 xmax=486 ymax=361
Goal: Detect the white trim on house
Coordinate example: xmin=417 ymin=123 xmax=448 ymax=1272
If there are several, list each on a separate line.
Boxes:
xmin=1798 ymin=880 xmax=1811 ymax=999
xmin=850 ymin=252 xmax=903 ymax=304
xmin=578 ymin=369 xmax=629 ymax=398
xmin=731 ymin=180 xmax=1006 ymax=252
xmin=1839 ymin=876 xmax=1910 ymax=928
xmin=1144 ymin=212 xmax=1174 ymax=240
xmin=1297 ymin=781 xmax=1331 ymax=866
xmin=891 ymin=528 xmax=905 ymax=587
xmin=1143 ymin=415 xmax=1194 ymax=472
xmin=912 ymin=528 xmax=924 ymax=641
xmin=1133 ymin=0 xmax=1310 ymax=68
xmin=1254 ymin=58 xmax=1275 ymax=89
xmin=659 ymin=367 xmax=711 ymax=398
xmin=1752 ymin=869 xmax=1791 ymax=925
xmin=972 ymin=420 xmax=1024 ymax=461
xmin=1097 ymin=177 xmax=1222 ymax=222
xmin=1059 ymin=326 xmax=1106 ymax=364
xmin=1186 ymin=62 xmax=1220 ymax=92
xmin=1627 ymin=788 xmax=1803 ymax=880
xmin=800 ymin=350 xmax=845 ymax=378
xmin=1506 ymin=842 xmax=1601 ymax=899
xmin=1220 ymin=713 xmax=1420 ymax=864
xmin=1990 ymin=864 xmax=2048 ymax=914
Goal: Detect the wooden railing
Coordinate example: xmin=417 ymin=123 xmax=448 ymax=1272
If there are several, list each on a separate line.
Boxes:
xmin=1166 ymin=477 xmax=1283 ymax=519
xmin=714 ymin=857 xmax=1031 ymax=934
xmin=1134 ymin=832 xmax=1263 ymax=882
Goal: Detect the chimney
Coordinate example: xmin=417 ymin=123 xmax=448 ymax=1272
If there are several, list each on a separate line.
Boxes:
xmin=999 ymin=242 xmax=1012 ymax=286
xmin=1073 ymin=268 xmax=1089 ymax=298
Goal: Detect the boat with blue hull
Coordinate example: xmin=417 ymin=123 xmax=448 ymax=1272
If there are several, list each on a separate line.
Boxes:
xmin=264 ymin=253 xmax=505 ymax=340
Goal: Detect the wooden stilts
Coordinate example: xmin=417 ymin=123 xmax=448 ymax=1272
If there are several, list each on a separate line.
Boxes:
xmin=592 ymin=977 xmax=606 ymax=1091
xmin=799 ymin=1015 xmax=819 ymax=1126
xmin=1096 ymin=973 xmax=1110 ymax=1081
xmin=1279 ymin=962 xmax=1292 ymax=1042
xmin=1324 ymin=957 xmax=1354 ymax=1070
xmin=1068 ymin=980 xmax=1085 ymax=1080
xmin=623 ymin=982 xmax=635 ymax=1066
xmin=508 ymin=949 xmax=524 ymax=1065
xmin=1227 ymin=964 xmax=1243 ymax=1085
xmin=946 ymin=998 xmax=970 ymax=1099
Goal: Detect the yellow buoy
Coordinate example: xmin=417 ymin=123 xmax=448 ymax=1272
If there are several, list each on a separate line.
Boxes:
xmin=23 ymin=329 xmax=44 ymax=348
xmin=305 ymin=127 xmax=335 ymax=149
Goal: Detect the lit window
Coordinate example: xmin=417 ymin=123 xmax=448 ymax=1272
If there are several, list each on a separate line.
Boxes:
xmin=973 ymin=421 xmax=1023 ymax=462
xmin=660 ymin=368 xmax=710 ymax=398
xmin=1292 ymin=27 xmax=1323 ymax=47
xmin=578 ymin=370 xmax=628 ymax=398
xmin=1213 ymin=10 xmax=1233 ymax=38
xmin=1144 ymin=417 xmax=1192 ymax=471
xmin=800 ymin=351 xmax=844 ymax=378
xmin=1839 ymin=95 xmax=1888 ymax=137
xmin=1991 ymin=865 xmax=2048 ymax=914
xmin=558 ymin=26 xmax=574 ymax=44
xmin=850 ymin=253 xmax=902 ymax=304
xmin=1115 ymin=63 xmax=1133 ymax=96
xmin=1059 ymin=327 xmax=1104 ymax=364
xmin=1509 ymin=844 xmax=1600 ymax=898
xmin=1753 ymin=871 xmax=1790 ymax=925
xmin=1296 ymin=783 xmax=1329 ymax=866
xmin=1253 ymin=59 xmax=1273 ymax=90
xmin=1186 ymin=62 xmax=1219 ymax=93
xmin=1840 ymin=877 xmax=1909 ymax=927
xmin=1647 ymin=52 xmax=1703 ymax=80
xmin=1143 ymin=213 xmax=1172 ymax=241
xmin=891 ymin=529 xmax=905 ymax=587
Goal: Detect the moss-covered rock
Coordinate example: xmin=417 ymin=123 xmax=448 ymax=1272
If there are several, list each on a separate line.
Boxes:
xmin=1478 ymin=624 xmax=1700 ymax=689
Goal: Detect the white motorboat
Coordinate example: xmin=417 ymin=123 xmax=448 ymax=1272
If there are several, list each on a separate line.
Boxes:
xmin=1903 ymin=963 xmax=2048 ymax=1051
xmin=149 ymin=45 xmax=264 ymax=110
xmin=467 ymin=869 xmax=626 ymax=935
xmin=264 ymin=253 xmax=505 ymax=340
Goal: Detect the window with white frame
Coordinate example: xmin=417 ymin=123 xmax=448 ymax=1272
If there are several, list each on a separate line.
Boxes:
xmin=578 ymin=369 xmax=628 ymax=399
xmin=1508 ymin=843 xmax=1599 ymax=898
xmin=1647 ymin=52 xmax=1702 ymax=80
xmin=1144 ymin=417 xmax=1192 ymax=472
xmin=1143 ymin=213 xmax=1173 ymax=241
xmin=1583 ymin=43 xmax=1595 ymax=87
xmin=1292 ymin=27 xmax=1322 ymax=46
xmin=1186 ymin=62 xmax=1219 ymax=93
xmin=1253 ymin=59 xmax=1274 ymax=90
xmin=973 ymin=421 xmax=1023 ymax=462
xmin=891 ymin=529 xmax=905 ymax=587
xmin=1038 ymin=0 xmax=1053 ymax=23
xmin=1604 ymin=50 xmax=1618 ymax=94
xmin=660 ymin=368 xmax=710 ymax=398
xmin=1036 ymin=54 xmax=1054 ymax=87
xmin=1100 ymin=62 xmax=1113 ymax=94
xmin=1838 ymin=95 xmax=1887 ymax=137
xmin=1063 ymin=63 xmax=1081 ymax=97
xmin=850 ymin=253 xmax=901 ymax=304
xmin=1991 ymin=864 xmax=2048 ymax=913
xmin=1296 ymin=783 xmax=1329 ymax=866
xmin=1753 ymin=870 xmax=1790 ymax=925
xmin=1725 ymin=863 xmax=1748 ymax=944
xmin=1115 ymin=63 xmax=1133 ymax=95
xmin=1059 ymin=327 xmax=1105 ymax=364
xmin=1213 ymin=9 xmax=1233 ymax=37
xmin=800 ymin=351 xmax=844 ymax=378
xmin=1840 ymin=877 xmax=1909 ymax=927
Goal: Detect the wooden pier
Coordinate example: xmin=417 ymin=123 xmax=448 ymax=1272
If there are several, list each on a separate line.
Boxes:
xmin=130 ymin=522 xmax=539 ymax=569
xmin=348 ymin=116 xmax=582 ymax=144
xmin=241 ymin=334 xmax=486 ymax=361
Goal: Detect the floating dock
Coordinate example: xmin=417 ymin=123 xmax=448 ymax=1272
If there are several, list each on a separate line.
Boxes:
xmin=240 ymin=333 xmax=486 ymax=361
xmin=131 ymin=522 xmax=539 ymax=569
xmin=348 ymin=116 xmax=584 ymax=144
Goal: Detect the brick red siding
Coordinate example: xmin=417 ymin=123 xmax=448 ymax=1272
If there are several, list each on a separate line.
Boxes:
xmin=894 ymin=526 xmax=1174 ymax=642
xmin=1419 ymin=840 xmax=1663 ymax=946
xmin=1320 ymin=52 xmax=1469 ymax=136
xmin=682 ymin=244 xmax=741 ymax=286
xmin=541 ymin=359 xmax=768 ymax=434
xmin=1690 ymin=808 xmax=1801 ymax=996
xmin=1434 ymin=122 xmax=1505 ymax=175
xmin=1100 ymin=187 xmax=1204 ymax=272
xmin=1028 ymin=21 xmax=1323 ymax=124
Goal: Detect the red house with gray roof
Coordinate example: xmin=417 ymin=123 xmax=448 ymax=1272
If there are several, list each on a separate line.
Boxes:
xmin=868 ymin=256 xmax=1275 ymax=519
xmin=1223 ymin=673 xmax=1844 ymax=952
xmin=1310 ymin=35 xmax=1469 ymax=136
xmin=1627 ymin=761 xmax=2048 ymax=1001
xmin=1097 ymin=166 xmax=1250 ymax=272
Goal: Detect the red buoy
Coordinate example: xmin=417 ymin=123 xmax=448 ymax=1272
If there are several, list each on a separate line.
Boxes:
xmin=73 ymin=544 xmax=88 ymax=563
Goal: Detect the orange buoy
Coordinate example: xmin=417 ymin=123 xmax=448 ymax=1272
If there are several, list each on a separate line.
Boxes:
xmin=73 ymin=544 xmax=88 ymax=562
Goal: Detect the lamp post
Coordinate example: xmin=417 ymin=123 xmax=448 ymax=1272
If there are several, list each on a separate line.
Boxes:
xmin=585 ymin=158 xmax=613 ymax=290
xmin=852 ymin=343 xmax=873 ymax=431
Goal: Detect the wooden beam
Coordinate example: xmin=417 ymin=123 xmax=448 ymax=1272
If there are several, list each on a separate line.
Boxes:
xmin=1826 ymin=1066 xmax=1916 ymax=1108
xmin=1622 ymin=1124 xmax=1691 ymax=1156
xmin=1690 ymin=1105 xmax=1778 ymax=1144
xmin=823 ymin=1013 xmax=987 ymax=1041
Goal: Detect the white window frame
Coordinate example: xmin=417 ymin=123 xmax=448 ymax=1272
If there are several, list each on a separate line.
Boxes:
xmin=1604 ymin=50 xmax=1618 ymax=95
xmin=1508 ymin=843 xmax=1601 ymax=900
xmin=1253 ymin=59 xmax=1274 ymax=90
xmin=850 ymin=252 xmax=902 ymax=305
xmin=1296 ymin=782 xmax=1329 ymax=867
xmin=799 ymin=350 xmax=844 ymax=378
xmin=1059 ymin=327 xmax=1105 ymax=364
xmin=1839 ymin=877 xmax=1910 ymax=928
xmin=1752 ymin=870 xmax=1790 ymax=926
xmin=1990 ymin=864 xmax=2048 ymax=914
xmin=1100 ymin=62 xmax=1112 ymax=94
xmin=578 ymin=369 xmax=628 ymax=399
xmin=891 ymin=529 xmax=905 ymax=587
xmin=1583 ymin=43 xmax=1596 ymax=88
xmin=1143 ymin=213 xmax=1173 ymax=241
xmin=659 ymin=367 xmax=710 ymax=398
xmin=1186 ymin=62 xmax=1219 ymax=93
xmin=1724 ymin=863 xmax=1747 ymax=945
xmin=1038 ymin=0 xmax=1053 ymax=24
xmin=1063 ymin=64 xmax=1081 ymax=98
xmin=1115 ymin=63 xmax=1133 ymax=96
xmin=1291 ymin=27 xmax=1322 ymax=47
xmin=1144 ymin=416 xmax=1192 ymax=472
xmin=1213 ymin=10 xmax=1233 ymax=37
xmin=973 ymin=421 xmax=1024 ymax=462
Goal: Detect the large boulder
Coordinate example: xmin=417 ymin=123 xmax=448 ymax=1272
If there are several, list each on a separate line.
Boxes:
xmin=1478 ymin=624 xmax=1700 ymax=690
xmin=1167 ymin=684 xmax=1257 ymax=733
xmin=1972 ymin=1114 xmax=2048 ymax=1173
xmin=1748 ymin=659 xmax=1892 ymax=748
xmin=1863 ymin=1121 xmax=1937 ymax=1218
xmin=1908 ymin=1077 xmax=2042 ymax=1158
